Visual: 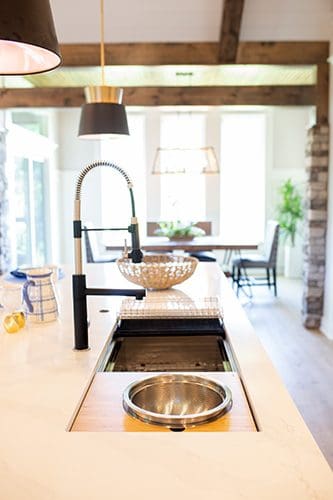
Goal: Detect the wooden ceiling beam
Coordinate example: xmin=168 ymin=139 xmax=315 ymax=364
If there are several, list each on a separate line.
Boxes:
xmin=236 ymin=42 xmax=329 ymax=64
xmin=59 ymin=41 xmax=329 ymax=66
xmin=315 ymin=63 xmax=329 ymax=124
xmin=60 ymin=43 xmax=220 ymax=66
xmin=219 ymin=0 xmax=245 ymax=63
xmin=0 ymin=86 xmax=315 ymax=108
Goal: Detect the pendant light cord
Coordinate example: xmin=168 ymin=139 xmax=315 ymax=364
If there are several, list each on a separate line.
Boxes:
xmin=100 ymin=0 xmax=105 ymax=86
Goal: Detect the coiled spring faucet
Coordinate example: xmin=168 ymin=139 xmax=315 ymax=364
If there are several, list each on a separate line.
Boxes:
xmin=72 ymin=160 xmax=145 ymax=350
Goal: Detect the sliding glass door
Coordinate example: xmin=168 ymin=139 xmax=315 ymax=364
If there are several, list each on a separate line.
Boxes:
xmin=14 ymin=157 xmax=47 ymax=266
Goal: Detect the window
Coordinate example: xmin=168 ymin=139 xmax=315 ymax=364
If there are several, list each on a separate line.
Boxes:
xmin=6 ymin=116 xmax=56 ymax=267
xmin=159 ymin=112 xmax=206 ymax=221
xmin=14 ymin=157 xmax=47 ymax=266
xmin=100 ymin=113 xmax=146 ymax=239
xmin=220 ymin=112 xmax=266 ymax=242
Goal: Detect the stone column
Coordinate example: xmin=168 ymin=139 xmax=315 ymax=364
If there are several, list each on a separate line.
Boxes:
xmin=0 ymin=124 xmax=10 ymax=274
xmin=302 ymin=124 xmax=329 ymax=328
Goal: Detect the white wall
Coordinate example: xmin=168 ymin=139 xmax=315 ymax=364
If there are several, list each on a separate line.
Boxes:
xmin=52 ymin=0 xmax=223 ymax=43
xmin=267 ymin=107 xmax=314 ymax=275
xmin=57 ymin=109 xmax=101 ymax=265
xmin=45 ymin=109 xmax=61 ymax=265
xmin=241 ymin=0 xmax=332 ymax=41
xmin=267 ymin=106 xmax=314 ymax=221
xmin=51 ymin=0 xmax=332 ymax=44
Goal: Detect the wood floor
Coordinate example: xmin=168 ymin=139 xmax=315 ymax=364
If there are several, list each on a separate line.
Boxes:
xmin=237 ymin=277 xmax=333 ymax=468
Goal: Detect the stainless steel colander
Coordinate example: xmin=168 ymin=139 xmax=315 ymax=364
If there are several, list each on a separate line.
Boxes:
xmin=122 ymin=374 xmax=232 ymax=429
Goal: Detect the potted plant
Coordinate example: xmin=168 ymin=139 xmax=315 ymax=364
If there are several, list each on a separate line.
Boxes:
xmin=276 ymin=179 xmax=303 ymax=278
xmin=154 ymin=221 xmax=205 ymax=241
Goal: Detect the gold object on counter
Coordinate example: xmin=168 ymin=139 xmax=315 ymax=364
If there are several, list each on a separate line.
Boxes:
xmin=3 ymin=311 xmax=26 ymax=333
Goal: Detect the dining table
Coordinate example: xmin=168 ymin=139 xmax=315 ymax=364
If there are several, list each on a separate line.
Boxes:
xmin=105 ymin=236 xmax=258 ymax=253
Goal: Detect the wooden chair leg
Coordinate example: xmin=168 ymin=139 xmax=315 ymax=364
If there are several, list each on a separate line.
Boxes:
xmin=273 ymin=267 xmax=277 ymax=296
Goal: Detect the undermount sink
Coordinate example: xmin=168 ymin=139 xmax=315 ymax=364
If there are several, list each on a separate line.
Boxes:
xmin=122 ymin=373 xmax=233 ymax=430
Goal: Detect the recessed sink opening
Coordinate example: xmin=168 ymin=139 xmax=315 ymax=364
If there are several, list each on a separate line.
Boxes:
xmin=98 ymin=317 xmax=237 ymax=373
xmin=71 ymin=317 xmax=259 ymax=432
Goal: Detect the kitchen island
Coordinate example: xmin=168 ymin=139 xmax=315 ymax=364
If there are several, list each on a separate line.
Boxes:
xmin=0 ymin=263 xmax=332 ymax=499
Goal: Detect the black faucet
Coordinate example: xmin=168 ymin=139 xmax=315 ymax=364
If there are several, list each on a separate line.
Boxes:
xmin=72 ymin=160 xmax=145 ymax=350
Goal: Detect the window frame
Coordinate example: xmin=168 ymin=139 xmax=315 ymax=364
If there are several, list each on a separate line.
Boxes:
xmin=5 ymin=115 xmax=55 ymax=267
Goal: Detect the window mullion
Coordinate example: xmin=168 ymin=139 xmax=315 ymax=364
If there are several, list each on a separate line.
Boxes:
xmin=28 ymin=158 xmax=37 ymax=265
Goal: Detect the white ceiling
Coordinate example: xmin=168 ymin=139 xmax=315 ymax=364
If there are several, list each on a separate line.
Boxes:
xmin=50 ymin=0 xmax=333 ymax=44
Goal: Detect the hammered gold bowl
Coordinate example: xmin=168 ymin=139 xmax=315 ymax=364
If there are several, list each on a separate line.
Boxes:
xmin=116 ymin=253 xmax=198 ymax=290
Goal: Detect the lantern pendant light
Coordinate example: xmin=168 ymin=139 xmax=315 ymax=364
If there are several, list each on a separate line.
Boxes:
xmin=78 ymin=0 xmax=129 ymax=139
xmin=0 ymin=0 xmax=61 ymax=75
xmin=152 ymin=146 xmax=220 ymax=174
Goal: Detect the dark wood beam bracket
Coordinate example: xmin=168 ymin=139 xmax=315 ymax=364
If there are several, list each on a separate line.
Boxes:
xmin=315 ymin=63 xmax=329 ymax=124
xmin=60 ymin=43 xmax=220 ymax=66
xmin=219 ymin=0 xmax=245 ymax=63
xmin=236 ymin=41 xmax=329 ymax=65
xmin=59 ymin=41 xmax=329 ymax=66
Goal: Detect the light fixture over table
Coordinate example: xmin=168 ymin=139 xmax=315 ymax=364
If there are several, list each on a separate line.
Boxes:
xmin=78 ymin=0 xmax=129 ymax=139
xmin=152 ymin=70 xmax=219 ymax=175
xmin=152 ymin=147 xmax=220 ymax=175
xmin=0 ymin=0 xmax=61 ymax=75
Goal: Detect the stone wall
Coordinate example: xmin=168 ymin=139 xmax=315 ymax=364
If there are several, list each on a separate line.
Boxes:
xmin=302 ymin=124 xmax=329 ymax=328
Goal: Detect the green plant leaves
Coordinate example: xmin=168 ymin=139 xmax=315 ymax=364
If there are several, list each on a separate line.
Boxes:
xmin=277 ymin=179 xmax=303 ymax=247
xmin=154 ymin=221 xmax=205 ymax=238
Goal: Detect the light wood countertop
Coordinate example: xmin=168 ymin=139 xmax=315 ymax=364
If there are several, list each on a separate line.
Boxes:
xmin=0 ymin=263 xmax=332 ymax=499
xmin=71 ymin=372 xmax=257 ymax=432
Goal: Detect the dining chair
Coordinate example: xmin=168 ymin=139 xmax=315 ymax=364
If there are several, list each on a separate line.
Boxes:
xmin=231 ymin=220 xmax=280 ymax=296
xmin=187 ymin=222 xmax=217 ymax=262
xmin=83 ymin=223 xmax=118 ymax=263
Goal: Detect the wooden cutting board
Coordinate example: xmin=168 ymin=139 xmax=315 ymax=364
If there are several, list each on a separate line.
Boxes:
xmin=71 ymin=372 xmax=257 ymax=432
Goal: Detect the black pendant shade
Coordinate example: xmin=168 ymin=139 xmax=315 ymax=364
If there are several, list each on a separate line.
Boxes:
xmin=78 ymin=86 xmax=129 ymax=139
xmin=0 ymin=0 xmax=61 ymax=75
xmin=78 ymin=102 xmax=129 ymax=139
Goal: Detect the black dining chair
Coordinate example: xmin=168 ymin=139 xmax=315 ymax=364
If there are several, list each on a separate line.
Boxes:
xmin=186 ymin=222 xmax=217 ymax=262
xmin=231 ymin=221 xmax=280 ymax=297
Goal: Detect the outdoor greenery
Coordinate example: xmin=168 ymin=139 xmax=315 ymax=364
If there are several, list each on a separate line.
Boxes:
xmin=277 ymin=179 xmax=303 ymax=247
xmin=154 ymin=221 xmax=205 ymax=239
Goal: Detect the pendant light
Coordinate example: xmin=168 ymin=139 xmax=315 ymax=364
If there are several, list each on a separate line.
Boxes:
xmin=152 ymin=72 xmax=219 ymax=174
xmin=78 ymin=0 xmax=129 ymax=139
xmin=152 ymin=146 xmax=219 ymax=174
xmin=0 ymin=0 xmax=61 ymax=75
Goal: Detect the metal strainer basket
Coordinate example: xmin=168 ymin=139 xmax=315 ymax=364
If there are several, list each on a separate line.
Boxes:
xmin=123 ymin=373 xmax=232 ymax=429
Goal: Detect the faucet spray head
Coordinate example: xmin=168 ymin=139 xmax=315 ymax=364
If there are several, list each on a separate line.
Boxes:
xmin=129 ymin=217 xmax=143 ymax=263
